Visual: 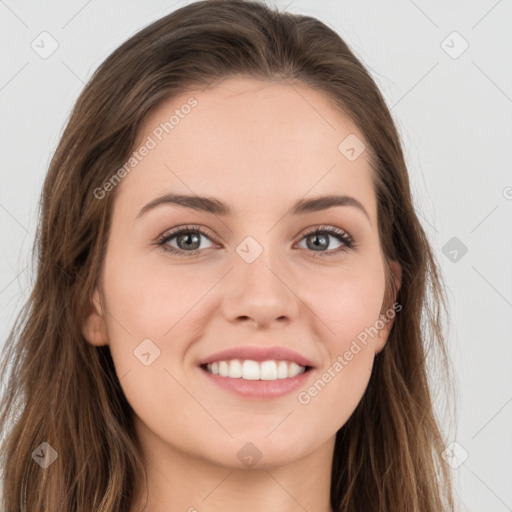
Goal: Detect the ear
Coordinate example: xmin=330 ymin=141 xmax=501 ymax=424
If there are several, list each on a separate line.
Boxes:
xmin=82 ymin=288 xmax=109 ymax=346
xmin=375 ymin=260 xmax=402 ymax=354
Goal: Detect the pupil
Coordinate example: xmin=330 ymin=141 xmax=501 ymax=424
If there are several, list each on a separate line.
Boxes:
xmin=309 ymin=234 xmax=327 ymax=250
xmin=179 ymin=233 xmax=200 ymax=249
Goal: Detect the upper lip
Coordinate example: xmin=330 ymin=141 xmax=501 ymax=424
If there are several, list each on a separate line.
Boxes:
xmin=197 ymin=346 xmax=316 ymax=368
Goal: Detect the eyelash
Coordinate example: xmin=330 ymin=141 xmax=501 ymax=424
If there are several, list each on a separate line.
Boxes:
xmin=155 ymin=224 xmax=356 ymax=258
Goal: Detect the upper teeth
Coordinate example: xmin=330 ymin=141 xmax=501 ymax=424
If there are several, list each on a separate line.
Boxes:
xmin=206 ymin=360 xmax=306 ymax=380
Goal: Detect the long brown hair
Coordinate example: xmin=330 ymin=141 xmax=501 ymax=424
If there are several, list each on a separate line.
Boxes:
xmin=0 ymin=1 xmax=456 ymax=510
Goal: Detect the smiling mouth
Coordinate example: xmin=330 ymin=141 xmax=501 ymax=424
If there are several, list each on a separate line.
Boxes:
xmin=200 ymin=359 xmax=313 ymax=381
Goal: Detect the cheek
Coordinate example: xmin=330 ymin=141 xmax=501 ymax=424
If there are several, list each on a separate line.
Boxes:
xmin=102 ymin=249 xmax=216 ymax=341
xmin=99 ymin=252 xmax=209 ymax=435
xmin=99 ymin=251 xmax=219 ymax=410
xmin=308 ymin=257 xmax=386 ymax=346
xmin=295 ymin=259 xmax=385 ymax=423
xmin=297 ymin=346 xmax=375 ymax=442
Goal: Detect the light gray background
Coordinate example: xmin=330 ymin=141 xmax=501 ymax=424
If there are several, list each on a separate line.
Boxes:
xmin=1 ymin=1 xmax=511 ymax=511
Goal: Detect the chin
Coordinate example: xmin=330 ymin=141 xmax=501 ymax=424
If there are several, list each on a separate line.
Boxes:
xmin=208 ymin=434 xmax=313 ymax=471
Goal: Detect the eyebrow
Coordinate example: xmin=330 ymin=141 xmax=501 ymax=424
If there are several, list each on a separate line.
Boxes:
xmin=136 ymin=193 xmax=371 ymax=223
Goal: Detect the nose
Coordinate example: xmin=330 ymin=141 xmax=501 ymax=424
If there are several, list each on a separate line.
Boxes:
xmin=221 ymin=249 xmax=300 ymax=329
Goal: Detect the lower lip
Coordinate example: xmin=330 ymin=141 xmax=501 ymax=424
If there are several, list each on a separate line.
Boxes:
xmin=198 ymin=366 xmax=315 ymax=399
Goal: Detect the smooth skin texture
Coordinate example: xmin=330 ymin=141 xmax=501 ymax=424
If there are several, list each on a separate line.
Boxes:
xmin=83 ymin=77 xmax=401 ymax=512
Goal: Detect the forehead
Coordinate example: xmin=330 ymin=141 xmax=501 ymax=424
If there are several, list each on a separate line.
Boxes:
xmin=117 ymin=77 xmax=377 ymax=221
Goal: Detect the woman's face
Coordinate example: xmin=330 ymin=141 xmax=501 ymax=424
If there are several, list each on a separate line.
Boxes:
xmin=84 ymin=77 xmax=400 ymax=469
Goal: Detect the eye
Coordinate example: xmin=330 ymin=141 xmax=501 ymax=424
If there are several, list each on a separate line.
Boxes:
xmin=155 ymin=224 xmax=356 ymax=258
xmin=156 ymin=225 xmax=216 ymax=256
xmin=296 ymin=226 xmax=355 ymax=257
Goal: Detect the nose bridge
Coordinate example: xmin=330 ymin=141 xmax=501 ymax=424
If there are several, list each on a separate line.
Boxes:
xmin=221 ymin=233 xmax=300 ymax=326
xmin=237 ymin=238 xmax=281 ymax=289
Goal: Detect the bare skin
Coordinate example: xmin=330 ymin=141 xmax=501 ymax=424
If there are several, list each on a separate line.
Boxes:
xmin=83 ymin=77 xmax=401 ymax=512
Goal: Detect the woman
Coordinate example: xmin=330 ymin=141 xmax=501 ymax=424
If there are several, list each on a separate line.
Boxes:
xmin=0 ymin=0 xmax=456 ymax=510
